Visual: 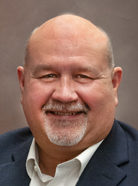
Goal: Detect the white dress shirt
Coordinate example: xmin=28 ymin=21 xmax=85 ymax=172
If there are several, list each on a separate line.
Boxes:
xmin=26 ymin=139 xmax=103 ymax=186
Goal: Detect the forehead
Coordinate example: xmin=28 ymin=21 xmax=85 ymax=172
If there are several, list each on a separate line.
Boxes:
xmin=28 ymin=39 xmax=107 ymax=69
xmin=28 ymin=33 xmax=107 ymax=59
xmin=26 ymin=16 xmax=108 ymax=70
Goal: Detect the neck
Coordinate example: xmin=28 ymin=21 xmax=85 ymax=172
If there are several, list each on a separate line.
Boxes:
xmin=37 ymin=144 xmax=85 ymax=177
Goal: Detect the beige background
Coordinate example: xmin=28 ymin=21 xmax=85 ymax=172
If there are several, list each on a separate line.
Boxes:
xmin=0 ymin=0 xmax=138 ymax=134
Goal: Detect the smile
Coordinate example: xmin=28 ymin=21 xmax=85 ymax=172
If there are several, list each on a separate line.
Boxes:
xmin=54 ymin=112 xmax=78 ymax=116
xmin=46 ymin=111 xmax=84 ymax=116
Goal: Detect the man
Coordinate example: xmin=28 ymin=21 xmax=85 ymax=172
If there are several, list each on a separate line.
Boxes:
xmin=0 ymin=14 xmax=138 ymax=186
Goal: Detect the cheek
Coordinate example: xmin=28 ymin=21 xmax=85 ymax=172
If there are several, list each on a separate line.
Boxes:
xmin=77 ymin=86 xmax=104 ymax=108
xmin=77 ymin=83 xmax=115 ymax=111
xmin=78 ymin=85 xmax=115 ymax=143
xmin=21 ymin=82 xmax=53 ymax=131
xmin=23 ymin=82 xmax=54 ymax=108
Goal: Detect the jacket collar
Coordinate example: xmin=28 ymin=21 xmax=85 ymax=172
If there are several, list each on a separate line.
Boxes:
xmin=76 ymin=120 xmax=129 ymax=186
xmin=0 ymin=138 xmax=32 ymax=186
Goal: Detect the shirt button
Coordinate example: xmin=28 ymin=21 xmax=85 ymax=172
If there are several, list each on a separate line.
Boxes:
xmin=34 ymin=165 xmax=38 ymax=172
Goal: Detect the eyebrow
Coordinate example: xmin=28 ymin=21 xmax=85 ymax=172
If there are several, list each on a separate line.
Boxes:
xmin=33 ymin=64 xmax=53 ymax=75
xmin=75 ymin=66 xmax=100 ymax=76
xmin=32 ymin=64 xmax=100 ymax=76
xmin=76 ymin=66 xmax=95 ymax=72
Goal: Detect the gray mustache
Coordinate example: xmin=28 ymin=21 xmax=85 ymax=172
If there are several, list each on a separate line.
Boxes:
xmin=43 ymin=101 xmax=89 ymax=113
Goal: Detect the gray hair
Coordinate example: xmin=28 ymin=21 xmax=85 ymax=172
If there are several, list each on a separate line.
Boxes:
xmin=24 ymin=27 xmax=39 ymax=66
xmin=98 ymin=27 xmax=115 ymax=68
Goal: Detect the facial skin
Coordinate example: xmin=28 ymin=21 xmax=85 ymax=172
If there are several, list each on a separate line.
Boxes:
xmin=17 ymin=14 xmax=122 ymax=163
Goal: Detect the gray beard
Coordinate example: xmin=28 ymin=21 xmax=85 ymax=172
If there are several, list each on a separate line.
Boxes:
xmin=43 ymin=100 xmax=89 ymax=146
xmin=44 ymin=116 xmax=87 ymax=146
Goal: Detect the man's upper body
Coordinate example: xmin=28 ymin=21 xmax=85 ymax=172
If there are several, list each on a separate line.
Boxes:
xmin=1 ymin=14 xmax=137 ymax=185
xmin=1 ymin=120 xmax=138 ymax=186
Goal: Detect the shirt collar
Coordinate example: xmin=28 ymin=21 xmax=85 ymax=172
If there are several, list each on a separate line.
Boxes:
xmin=26 ymin=138 xmax=103 ymax=179
xmin=76 ymin=140 xmax=103 ymax=176
xmin=26 ymin=138 xmax=38 ymax=179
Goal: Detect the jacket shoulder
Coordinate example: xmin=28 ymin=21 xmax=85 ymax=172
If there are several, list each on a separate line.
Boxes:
xmin=117 ymin=120 xmax=138 ymax=142
xmin=0 ymin=127 xmax=33 ymax=162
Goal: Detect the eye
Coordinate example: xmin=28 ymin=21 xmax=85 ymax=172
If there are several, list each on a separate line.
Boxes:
xmin=39 ymin=73 xmax=58 ymax=82
xmin=74 ymin=74 xmax=93 ymax=83
xmin=77 ymin=74 xmax=89 ymax=79
xmin=42 ymin=74 xmax=57 ymax=78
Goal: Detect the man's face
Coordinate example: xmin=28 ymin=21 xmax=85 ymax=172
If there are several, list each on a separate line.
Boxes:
xmin=18 ymin=26 xmax=121 ymax=150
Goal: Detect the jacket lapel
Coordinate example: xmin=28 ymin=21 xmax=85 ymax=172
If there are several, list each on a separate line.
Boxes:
xmin=0 ymin=139 xmax=32 ymax=186
xmin=76 ymin=120 xmax=129 ymax=186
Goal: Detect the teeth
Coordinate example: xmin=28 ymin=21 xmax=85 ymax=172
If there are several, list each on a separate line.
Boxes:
xmin=54 ymin=112 xmax=77 ymax=116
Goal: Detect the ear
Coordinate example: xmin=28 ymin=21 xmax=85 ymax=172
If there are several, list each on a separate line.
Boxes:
xmin=112 ymin=67 xmax=123 ymax=106
xmin=17 ymin=66 xmax=25 ymax=104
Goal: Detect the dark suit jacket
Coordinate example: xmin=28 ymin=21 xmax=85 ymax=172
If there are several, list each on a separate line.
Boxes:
xmin=1 ymin=120 xmax=138 ymax=186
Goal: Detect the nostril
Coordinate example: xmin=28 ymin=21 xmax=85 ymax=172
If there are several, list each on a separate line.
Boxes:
xmin=52 ymin=91 xmax=78 ymax=103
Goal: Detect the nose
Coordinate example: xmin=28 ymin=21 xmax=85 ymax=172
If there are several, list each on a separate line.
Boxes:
xmin=52 ymin=76 xmax=78 ymax=103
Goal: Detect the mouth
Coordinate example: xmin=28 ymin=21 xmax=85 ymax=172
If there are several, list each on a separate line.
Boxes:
xmin=46 ymin=111 xmax=85 ymax=116
xmin=43 ymin=101 xmax=89 ymax=118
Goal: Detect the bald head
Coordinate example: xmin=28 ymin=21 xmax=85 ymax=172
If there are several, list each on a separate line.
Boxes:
xmin=25 ymin=14 xmax=114 ymax=68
